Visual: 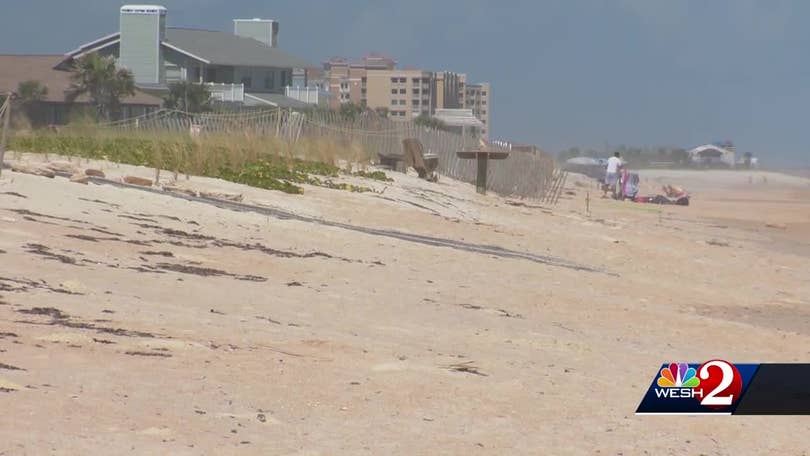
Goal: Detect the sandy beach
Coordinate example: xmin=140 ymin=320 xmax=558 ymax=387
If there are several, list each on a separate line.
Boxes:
xmin=1 ymin=156 xmax=809 ymax=455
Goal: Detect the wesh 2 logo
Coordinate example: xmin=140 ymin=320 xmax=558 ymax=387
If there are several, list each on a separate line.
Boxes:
xmin=638 ymin=359 xmax=745 ymax=414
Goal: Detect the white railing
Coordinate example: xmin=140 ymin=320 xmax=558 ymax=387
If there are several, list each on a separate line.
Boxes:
xmin=206 ymin=83 xmax=245 ymax=103
xmin=285 ymin=86 xmax=328 ymax=105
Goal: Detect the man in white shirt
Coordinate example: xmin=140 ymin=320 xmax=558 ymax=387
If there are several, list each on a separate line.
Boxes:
xmin=603 ymin=152 xmax=622 ymax=198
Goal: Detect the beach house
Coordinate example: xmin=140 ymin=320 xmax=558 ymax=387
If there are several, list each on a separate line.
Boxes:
xmin=58 ymin=5 xmax=313 ymax=107
xmin=0 ymin=4 xmax=315 ymax=124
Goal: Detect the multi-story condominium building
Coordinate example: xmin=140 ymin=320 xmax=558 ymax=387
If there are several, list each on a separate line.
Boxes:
xmin=323 ymin=55 xmax=467 ymax=117
xmin=365 ymin=69 xmax=435 ymax=119
xmin=464 ymin=82 xmax=490 ymax=139
xmin=434 ymin=71 xmax=463 ymax=110
xmin=321 ymin=54 xmax=489 ymax=134
xmin=322 ymin=54 xmax=396 ymax=109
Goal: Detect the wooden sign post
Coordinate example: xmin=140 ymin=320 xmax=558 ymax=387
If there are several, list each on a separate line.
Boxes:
xmin=0 ymin=93 xmax=12 ymax=177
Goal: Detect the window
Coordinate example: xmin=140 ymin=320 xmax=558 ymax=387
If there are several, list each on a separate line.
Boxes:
xmin=241 ymin=77 xmax=252 ymax=89
xmin=165 ymin=63 xmax=181 ymax=83
xmin=399 ymin=89 xmax=406 ymax=94
xmin=361 ymin=88 xmax=366 ymax=94
xmin=412 ymin=78 xmax=420 ymax=84
xmin=482 ymin=91 xmax=487 ymax=96
xmin=399 ymin=100 xmax=406 ymax=105
xmin=391 ymin=99 xmax=398 ymax=106
xmin=399 ymin=77 xmax=407 ymax=83
xmin=413 ymin=88 xmax=420 ymax=95
xmin=361 ymin=77 xmax=367 ymax=83
xmin=482 ymin=101 xmax=487 ymax=105
xmin=280 ymin=71 xmax=288 ymax=87
xmin=391 ymin=77 xmax=398 ymax=83
xmin=206 ymin=68 xmax=217 ymax=82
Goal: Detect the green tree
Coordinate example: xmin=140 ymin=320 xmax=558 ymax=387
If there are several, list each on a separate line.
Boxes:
xmin=413 ymin=112 xmax=449 ymax=131
xmin=67 ymin=54 xmax=135 ymax=121
xmin=338 ymin=102 xmax=364 ymax=120
xmin=15 ymin=80 xmax=48 ymax=123
xmin=17 ymin=80 xmax=48 ymax=104
xmin=164 ymin=81 xmax=211 ymax=113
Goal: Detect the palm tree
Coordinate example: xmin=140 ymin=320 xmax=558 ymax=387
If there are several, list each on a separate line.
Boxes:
xmin=15 ymin=80 xmax=48 ymax=123
xmin=414 ymin=112 xmax=448 ymax=131
xmin=17 ymin=80 xmax=48 ymax=104
xmin=67 ymin=54 xmax=135 ymax=121
xmin=164 ymin=81 xmax=211 ymax=113
xmin=338 ymin=102 xmax=364 ymax=120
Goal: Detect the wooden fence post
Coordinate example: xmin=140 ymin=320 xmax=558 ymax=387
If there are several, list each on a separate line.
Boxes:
xmin=0 ymin=94 xmax=11 ymax=177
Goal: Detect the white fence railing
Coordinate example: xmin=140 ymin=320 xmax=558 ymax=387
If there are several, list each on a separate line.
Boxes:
xmin=285 ymin=86 xmax=329 ymax=106
xmin=206 ymin=83 xmax=245 ymax=103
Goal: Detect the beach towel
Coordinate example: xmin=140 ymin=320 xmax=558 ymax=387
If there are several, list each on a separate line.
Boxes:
xmin=623 ymin=173 xmax=640 ymax=199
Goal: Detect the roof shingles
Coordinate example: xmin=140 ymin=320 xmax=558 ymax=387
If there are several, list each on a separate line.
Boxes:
xmin=164 ymin=28 xmax=312 ymax=68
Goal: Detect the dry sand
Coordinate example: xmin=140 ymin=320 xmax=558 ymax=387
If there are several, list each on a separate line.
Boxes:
xmin=1 ymin=155 xmax=809 ymax=455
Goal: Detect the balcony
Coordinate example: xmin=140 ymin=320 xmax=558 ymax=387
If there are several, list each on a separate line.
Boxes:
xmin=286 ymin=86 xmax=331 ymax=105
xmin=205 ymin=83 xmax=245 ymax=103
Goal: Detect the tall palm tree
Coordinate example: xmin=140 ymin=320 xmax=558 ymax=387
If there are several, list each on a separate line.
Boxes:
xmin=67 ymin=54 xmax=135 ymax=121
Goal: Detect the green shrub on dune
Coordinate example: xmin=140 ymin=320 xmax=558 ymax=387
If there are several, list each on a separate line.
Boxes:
xmin=8 ymin=132 xmax=377 ymax=195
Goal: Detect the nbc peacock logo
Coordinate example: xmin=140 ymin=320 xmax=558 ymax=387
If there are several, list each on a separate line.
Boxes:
xmin=638 ymin=359 xmax=748 ymax=413
xmin=657 ymin=363 xmax=700 ymax=388
xmin=654 ymin=362 xmax=703 ymax=399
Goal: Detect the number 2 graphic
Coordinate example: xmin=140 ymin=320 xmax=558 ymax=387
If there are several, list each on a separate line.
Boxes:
xmin=700 ymin=360 xmax=734 ymax=406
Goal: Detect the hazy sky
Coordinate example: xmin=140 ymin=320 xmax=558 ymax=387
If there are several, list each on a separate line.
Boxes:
xmin=1 ymin=0 xmax=809 ymax=165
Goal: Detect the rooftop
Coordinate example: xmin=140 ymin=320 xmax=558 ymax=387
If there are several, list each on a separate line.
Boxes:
xmin=243 ymin=92 xmax=311 ymax=108
xmin=120 ymin=5 xmax=167 ymax=14
xmin=62 ymin=27 xmax=312 ymax=70
xmin=0 ymin=54 xmax=162 ymax=105
xmin=165 ymin=28 xmax=310 ymax=68
xmin=433 ymin=109 xmax=485 ymax=128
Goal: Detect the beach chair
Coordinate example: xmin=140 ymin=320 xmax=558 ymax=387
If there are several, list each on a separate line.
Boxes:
xmin=377 ymin=151 xmax=404 ymax=172
xmin=401 ymin=138 xmax=439 ymax=182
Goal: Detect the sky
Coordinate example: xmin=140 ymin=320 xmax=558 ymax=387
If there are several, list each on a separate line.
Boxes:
xmin=1 ymin=0 xmax=809 ymax=166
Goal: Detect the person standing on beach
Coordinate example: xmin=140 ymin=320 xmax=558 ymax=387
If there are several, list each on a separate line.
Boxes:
xmin=603 ymin=152 xmax=622 ymax=198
